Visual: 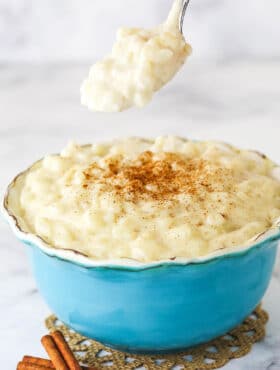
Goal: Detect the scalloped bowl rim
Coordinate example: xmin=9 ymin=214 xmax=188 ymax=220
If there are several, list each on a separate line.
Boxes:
xmin=2 ymin=163 xmax=280 ymax=271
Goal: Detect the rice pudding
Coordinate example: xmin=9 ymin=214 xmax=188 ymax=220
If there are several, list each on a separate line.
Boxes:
xmin=81 ymin=0 xmax=192 ymax=112
xmin=6 ymin=136 xmax=280 ymax=262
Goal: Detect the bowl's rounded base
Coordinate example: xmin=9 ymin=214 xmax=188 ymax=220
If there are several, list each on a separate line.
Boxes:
xmin=60 ymin=314 xmax=246 ymax=355
xmin=93 ymin=340 xmax=211 ymax=355
xmin=101 ymin=343 xmax=195 ymax=355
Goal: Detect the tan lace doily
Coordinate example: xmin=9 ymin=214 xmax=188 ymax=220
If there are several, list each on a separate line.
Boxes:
xmin=45 ymin=305 xmax=268 ymax=370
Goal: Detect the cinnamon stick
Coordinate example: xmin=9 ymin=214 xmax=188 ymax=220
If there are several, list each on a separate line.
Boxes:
xmin=22 ymin=356 xmax=96 ymax=370
xmin=41 ymin=335 xmax=69 ymax=370
xmin=23 ymin=356 xmax=54 ymax=368
xmin=51 ymin=331 xmax=82 ymax=370
xmin=17 ymin=361 xmax=53 ymax=370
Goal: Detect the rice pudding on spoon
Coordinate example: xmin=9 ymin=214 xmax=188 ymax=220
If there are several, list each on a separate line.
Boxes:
xmin=81 ymin=0 xmax=192 ymax=112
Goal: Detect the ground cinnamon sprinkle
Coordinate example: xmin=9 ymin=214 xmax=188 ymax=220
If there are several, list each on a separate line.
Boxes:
xmin=82 ymin=151 xmax=234 ymax=203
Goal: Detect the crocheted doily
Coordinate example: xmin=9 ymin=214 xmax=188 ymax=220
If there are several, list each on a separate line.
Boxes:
xmin=45 ymin=305 xmax=268 ymax=370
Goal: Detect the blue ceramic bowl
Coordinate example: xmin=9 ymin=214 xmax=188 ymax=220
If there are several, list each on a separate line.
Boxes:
xmin=2 ymin=174 xmax=280 ymax=354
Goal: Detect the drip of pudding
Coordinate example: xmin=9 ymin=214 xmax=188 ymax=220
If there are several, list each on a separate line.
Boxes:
xmin=81 ymin=0 xmax=192 ymax=112
xmin=6 ymin=137 xmax=280 ymax=262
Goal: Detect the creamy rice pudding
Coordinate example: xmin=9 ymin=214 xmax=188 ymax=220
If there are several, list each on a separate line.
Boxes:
xmin=6 ymin=136 xmax=280 ymax=262
xmin=81 ymin=0 xmax=191 ymax=112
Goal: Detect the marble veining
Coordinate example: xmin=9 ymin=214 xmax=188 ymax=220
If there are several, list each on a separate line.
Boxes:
xmin=0 ymin=61 xmax=280 ymax=369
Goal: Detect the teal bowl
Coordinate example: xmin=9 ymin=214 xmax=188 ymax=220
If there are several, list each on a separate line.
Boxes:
xmin=2 ymin=182 xmax=280 ymax=354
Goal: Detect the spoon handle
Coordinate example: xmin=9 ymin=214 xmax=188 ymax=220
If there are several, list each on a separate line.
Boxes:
xmin=179 ymin=0 xmax=191 ymax=33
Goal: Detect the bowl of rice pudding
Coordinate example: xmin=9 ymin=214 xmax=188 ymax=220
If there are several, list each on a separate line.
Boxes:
xmin=2 ymin=136 xmax=280 ymax=353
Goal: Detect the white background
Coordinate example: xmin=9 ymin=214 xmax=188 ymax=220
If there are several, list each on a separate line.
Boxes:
xmin=1 ymin=0 xmax=280 ymax=62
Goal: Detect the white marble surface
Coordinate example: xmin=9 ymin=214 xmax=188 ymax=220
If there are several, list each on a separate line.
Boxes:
xmin=1 ymin=0 xmax=280 ymax=62
xmin=0 ymin=60 xmax=280 ymax=369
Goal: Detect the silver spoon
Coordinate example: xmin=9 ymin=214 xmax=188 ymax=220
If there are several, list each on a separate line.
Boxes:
xmin=179 ymin=0 xmax=191 ymax=33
